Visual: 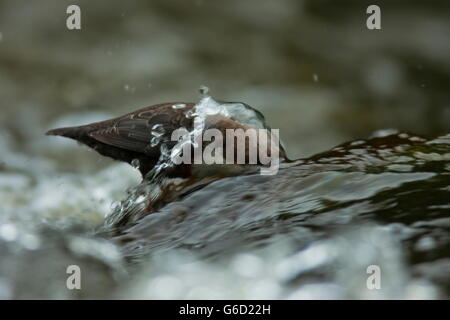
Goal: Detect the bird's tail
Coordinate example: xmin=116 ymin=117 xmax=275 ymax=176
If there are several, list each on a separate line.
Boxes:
xmin=46 ymin=125 xmax=90 ymax=140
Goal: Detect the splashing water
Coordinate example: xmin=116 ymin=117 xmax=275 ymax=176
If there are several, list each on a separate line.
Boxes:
xmin=105 ymin=91 xmax=272 ymax=228
xmin=2 ymin=108 xmax=450 ymax=298
xmin=199 ymin=85 xmax=209 ymax=96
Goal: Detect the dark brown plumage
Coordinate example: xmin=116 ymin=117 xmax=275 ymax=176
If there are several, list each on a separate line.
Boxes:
xmin=46 ymin=102 xmax=195 ymax=176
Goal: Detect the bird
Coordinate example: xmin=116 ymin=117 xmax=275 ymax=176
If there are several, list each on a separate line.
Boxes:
xmin=46 ymin=101 xmax=287 ymax=178
xmin=46 ymin=102 xmax=196 ymax=177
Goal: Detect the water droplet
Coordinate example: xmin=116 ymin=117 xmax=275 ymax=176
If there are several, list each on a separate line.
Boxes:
xmin=124 ymin=84 xmax=136 ymax=93
xmin=21 ymin=234 xmax=41 ymax=250
xmin=0 ymin=279 xmax=12 ymax=299
xmin=131 ymin=159 xmax=140 ymax=169
xmin=370 ymin=129 xmax=399 ymax=138
xmin=313 ymin=73 xmax=319 ymax=82
xmin=415 ymin=236 xmax=436 ymax=251
xmin=185 ymin=109 xmax=196 ymax=119
xmin=110 ymin=201 xmax=121 ymax=211
xmin=151 ymin=136 xmax=160 ymax=147
xmin=135 ymin=195 xmax=146 ymax=204
xmin=151 ymin=124 xmax=165 ymax=137
xmin=0 ymin=224 xmax=17 ymax=242
xmin=172 ymin=103 xmax=186 ymax=109
xmin=199 ymin=85 xmax=209 ymax=96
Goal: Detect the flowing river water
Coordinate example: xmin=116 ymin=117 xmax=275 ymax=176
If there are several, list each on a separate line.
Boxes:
xmin=0 ymin=0 xmax=449 ymax=299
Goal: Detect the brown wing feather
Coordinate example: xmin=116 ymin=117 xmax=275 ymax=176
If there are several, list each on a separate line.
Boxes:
xmin=87 ymin=104 xmax=194 ymax=156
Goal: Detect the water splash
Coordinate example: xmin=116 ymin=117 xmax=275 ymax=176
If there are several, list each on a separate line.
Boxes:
xmin=151 ymin=124 xmax=165 ymax=137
